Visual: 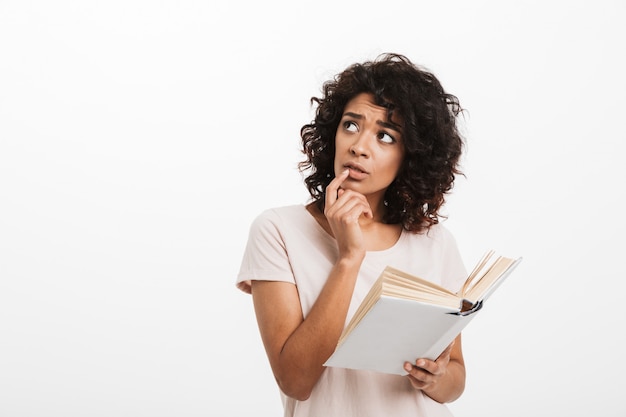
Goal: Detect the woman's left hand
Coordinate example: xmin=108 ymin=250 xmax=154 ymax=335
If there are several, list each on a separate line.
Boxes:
xmin=403 ymin=341 xmax=454 ymax=392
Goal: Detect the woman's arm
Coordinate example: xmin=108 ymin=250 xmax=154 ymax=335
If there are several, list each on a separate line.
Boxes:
xmin=251 ymin=257 xmax=360 ymax=400
xmin=251 ymin=169 xmax=372 ymax=400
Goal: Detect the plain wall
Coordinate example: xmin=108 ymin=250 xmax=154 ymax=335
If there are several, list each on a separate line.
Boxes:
xmin=1 ymin=1 xmax=625 ymax=416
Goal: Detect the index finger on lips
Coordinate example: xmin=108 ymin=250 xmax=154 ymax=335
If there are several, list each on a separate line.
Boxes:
xmin=325 ymin=169 xmax=349 ymax=207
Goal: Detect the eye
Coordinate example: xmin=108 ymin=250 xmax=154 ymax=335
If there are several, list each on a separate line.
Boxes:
xmin=378 ymin=131 xmax=396 ymax=144
xmin=343 ymin=120 xmax=358 ymax=132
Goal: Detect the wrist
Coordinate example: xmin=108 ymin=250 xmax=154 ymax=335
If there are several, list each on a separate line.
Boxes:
xmin=335 ymin=253 xmax=365 ymax=271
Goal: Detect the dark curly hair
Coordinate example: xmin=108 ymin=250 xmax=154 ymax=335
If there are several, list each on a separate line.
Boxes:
xmin=298 ymin=53 xmax=465 ymax=233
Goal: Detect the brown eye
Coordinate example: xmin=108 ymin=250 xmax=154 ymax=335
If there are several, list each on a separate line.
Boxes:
xmin=378 ymin=132 xmax=395 ymax=144
xmin=343 ymin=121 xmax=358 ymax=132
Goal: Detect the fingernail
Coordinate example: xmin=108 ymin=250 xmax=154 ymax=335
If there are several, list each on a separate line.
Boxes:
xmin=404 ymin=363 xmax=412 ymax=372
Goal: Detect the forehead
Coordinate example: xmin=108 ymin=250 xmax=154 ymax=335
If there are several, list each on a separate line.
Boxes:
xmin=344 ymin=92 xmax=403 ymax=128
xmin=344 ymin=93 xmax=385 ymax=113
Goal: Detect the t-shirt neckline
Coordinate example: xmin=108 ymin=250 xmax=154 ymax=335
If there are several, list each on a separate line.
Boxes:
xmin=298 ymin=203 xmax=406 ymax=255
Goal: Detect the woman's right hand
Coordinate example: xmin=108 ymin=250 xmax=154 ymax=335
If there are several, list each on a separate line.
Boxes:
xmin=324 ymin=169 xmax=372 ymax=261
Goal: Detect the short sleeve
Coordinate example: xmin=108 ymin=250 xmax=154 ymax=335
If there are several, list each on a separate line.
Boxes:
xmin=236 ymin=209 xmax=296 ymax=294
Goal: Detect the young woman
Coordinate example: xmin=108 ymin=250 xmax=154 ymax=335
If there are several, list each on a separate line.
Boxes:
xmin=237 ymin=53 xmax=467 ymax=417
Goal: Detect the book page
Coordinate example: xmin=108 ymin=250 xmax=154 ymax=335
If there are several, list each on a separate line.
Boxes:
xmin=384 ymin=267 xmax=456 ymax=296
xmin=382 ymin=267 xmax=460 ymax=308
xmin=459 ymin=249 xmax=495 ymax=297
xmin=463 ymin=256 xmax=518 ymax=302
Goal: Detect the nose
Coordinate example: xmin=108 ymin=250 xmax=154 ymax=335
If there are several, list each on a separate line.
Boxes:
xmin=349 ymin=134 xmax=370 ymax=158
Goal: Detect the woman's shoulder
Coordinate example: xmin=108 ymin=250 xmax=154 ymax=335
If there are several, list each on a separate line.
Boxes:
xmin=254 ymin=204 xmax=308 ymax=222
xmin=248 ymin=204 xmax=309 ymax=232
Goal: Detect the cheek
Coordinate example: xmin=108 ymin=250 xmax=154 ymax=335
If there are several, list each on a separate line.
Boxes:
xmin=334 ymin=133 xmax=349 ymax=152
xmin=385 ymin=154 xmax=404 ymax=177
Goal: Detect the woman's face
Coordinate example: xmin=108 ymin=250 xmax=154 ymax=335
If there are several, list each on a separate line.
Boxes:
xmin=333 ymin=92 xmax=405 ymax=200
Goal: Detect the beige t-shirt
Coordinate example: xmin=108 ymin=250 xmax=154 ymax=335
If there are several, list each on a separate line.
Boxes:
xmin=237 ymin=204 xmax=467 ymax=417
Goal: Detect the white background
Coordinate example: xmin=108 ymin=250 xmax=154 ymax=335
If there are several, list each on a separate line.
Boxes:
xmin=1 ymin=1 xmax=625 ymax=416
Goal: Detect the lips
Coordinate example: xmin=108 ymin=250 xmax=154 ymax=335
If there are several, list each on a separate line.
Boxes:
xmin=344 ymin=162 xmax=368 ymax=174
xmin=344 ymin=162 xmax=369 ymax=180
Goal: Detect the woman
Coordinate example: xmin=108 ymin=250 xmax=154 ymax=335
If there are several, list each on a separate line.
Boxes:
xmin=236 ymin=53 xmax=468 ymax=417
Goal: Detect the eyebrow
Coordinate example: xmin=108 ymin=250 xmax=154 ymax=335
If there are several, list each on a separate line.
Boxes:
xmin=343 ymin=111 xmax=403 ymax=132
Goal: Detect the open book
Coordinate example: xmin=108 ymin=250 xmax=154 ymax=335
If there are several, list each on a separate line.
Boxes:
xmin=324 ymin=250 xmax=522 ymax=375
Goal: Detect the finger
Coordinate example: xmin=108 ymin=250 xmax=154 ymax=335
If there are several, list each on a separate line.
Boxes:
xmin=336 ymin=189 xmax=372 ymax=217
xmin=327 ymin=190 xmax=372 ymax=222
xmin=325 ymin=169 xmax=349 ymax=208
xmin=412 ymin=358 xmax=440 ymax=376
xmin=406 ymin=373 xmax=427 ymax=390
xmin=404 ymin=362 xmax=430 ymax=385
